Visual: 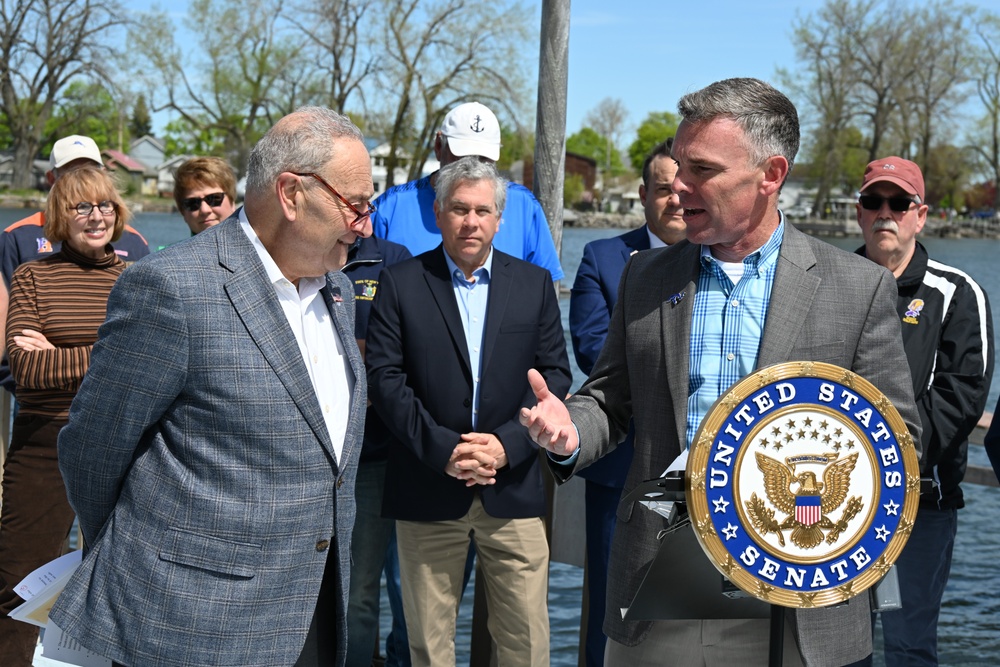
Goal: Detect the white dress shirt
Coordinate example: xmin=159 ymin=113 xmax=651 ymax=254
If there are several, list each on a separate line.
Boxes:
xmin=240 ymin=211 xmax=354 ymax=464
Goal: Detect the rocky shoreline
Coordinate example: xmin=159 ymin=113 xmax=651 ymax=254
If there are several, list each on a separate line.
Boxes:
xmin=563 ymin=210 xmax=1000 ymax=239
xmin=0 ymin=193 xmax=177 ymax=214
xmin=5 ymin=196 xmax=999 ymax=239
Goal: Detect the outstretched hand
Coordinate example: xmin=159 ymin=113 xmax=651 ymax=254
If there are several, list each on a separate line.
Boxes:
xmin=518 ymin=369 xmax=579 ymax=457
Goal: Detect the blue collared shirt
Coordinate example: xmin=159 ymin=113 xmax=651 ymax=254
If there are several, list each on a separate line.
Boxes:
xmin=685 ymin=221 xmax=784 ymax=448
xmin=443 ymin=247 xmax=493 ymax=429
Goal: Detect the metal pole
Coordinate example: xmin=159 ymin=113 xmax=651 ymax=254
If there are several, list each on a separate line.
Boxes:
xmin=769 ymin=606 xmax=784 ymax=667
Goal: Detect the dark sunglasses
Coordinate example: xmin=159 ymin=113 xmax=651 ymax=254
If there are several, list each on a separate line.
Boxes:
xmin=858 ymin=195 xmax=917 ymax=213
xmin=182 ymin=192 xmax=227 ymax=212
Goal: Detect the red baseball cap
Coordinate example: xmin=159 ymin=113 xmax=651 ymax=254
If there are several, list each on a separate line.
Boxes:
xmin=860 ymin=157 xmax=924 ymax=201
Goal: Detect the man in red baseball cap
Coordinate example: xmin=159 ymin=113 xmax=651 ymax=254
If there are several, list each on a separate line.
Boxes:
xmin=856 ymin=157 xmax=994 ymax=666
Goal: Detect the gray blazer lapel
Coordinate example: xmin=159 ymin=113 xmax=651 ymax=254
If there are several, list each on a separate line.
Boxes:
xmin=758 ymin=225 xmax=820 ymax=367
xmin=217 ymin=221 xmax=337 ymax=462
xmin=659 ymin=242 xmax=700 ymax=446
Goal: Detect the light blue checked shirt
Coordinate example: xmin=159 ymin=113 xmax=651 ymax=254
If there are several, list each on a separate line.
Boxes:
xmin=443 ymin=247 xmax=493 ymax=430
xmin=685 ymin=220 xmax=785 ymax=448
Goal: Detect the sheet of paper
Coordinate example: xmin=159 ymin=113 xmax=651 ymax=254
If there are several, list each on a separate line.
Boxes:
xmin=42 ymin=619 xmax=112 ymax=667
xmin=8 ymin=551 xmax=81 ymax=628
xmin=13 ymin=550 xmax=81 ymax=601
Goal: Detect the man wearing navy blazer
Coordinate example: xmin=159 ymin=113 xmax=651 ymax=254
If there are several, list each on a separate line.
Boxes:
xmin=51 ymin=107 xmax=374 ymax=667
xmin=366 ymin=157 xmax=571 ymax=666
xmin=568 ymin=137 xmax=685 ymax=666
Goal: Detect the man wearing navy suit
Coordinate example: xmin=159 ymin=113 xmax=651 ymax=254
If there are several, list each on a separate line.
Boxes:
xmin=366 ymin=157 xmax=571 ymax=666
xmin=568 ymin=137 xmax=685 ymax=666
xmin=51 ymin=107 xmax=374 ymax=667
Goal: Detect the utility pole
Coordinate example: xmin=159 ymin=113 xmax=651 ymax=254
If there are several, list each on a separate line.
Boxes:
xmin=533 ymin=0 xmax=570 ymax=260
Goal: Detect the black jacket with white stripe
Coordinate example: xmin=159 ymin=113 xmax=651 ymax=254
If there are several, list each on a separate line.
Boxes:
xmin=860 ymin=242 xmax=994 ymax=509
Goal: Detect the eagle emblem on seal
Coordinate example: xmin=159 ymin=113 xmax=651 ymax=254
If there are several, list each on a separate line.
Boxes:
xmin=745 ymin=451 xmax=865 ymax=549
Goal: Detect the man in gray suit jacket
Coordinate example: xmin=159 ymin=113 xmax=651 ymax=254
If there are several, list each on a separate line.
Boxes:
xmin=51 ymin=107 xmax=375 ymax=667
xmin=520 ymin=78 xmax=921 ymax=666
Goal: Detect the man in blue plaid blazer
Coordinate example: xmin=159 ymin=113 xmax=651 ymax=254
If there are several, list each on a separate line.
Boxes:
xmin=50 ymin=107 xmax=374 ymax=667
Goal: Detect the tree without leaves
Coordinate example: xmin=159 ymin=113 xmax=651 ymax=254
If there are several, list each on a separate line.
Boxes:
xmin=971 ymin=12 xmax=1000 ymax=211
xmin=846 ymin=0 xmax=923 ymax=162
xmin=583 ymin=97 xmax=628 ymax=174
xmin=892 ymin=2 xmax=972 ymax=188
xmin=287 ymin=0 xmax=377 ymax=114
xmin=0 ymin=0 xmax=126 ymax=188
xmin=783 ymin=0 xmax=864 ymax=217
xmin=373 ymin=0 xmax=533 ymax=187
xmin=787 ymin=0 xmax=968 ymax=213
xmin=129 ymin=0 xmax=304 ymax=175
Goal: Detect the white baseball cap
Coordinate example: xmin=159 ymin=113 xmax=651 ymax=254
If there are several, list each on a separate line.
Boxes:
xmin=50 ymin=135 xmax=103 ymax=170
xmin=440 ymin=102 xmax=501 ymax=161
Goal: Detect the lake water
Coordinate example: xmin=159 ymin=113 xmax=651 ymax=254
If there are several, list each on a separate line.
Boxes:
xmin=4 ymin=207 xmax=999 ymax=665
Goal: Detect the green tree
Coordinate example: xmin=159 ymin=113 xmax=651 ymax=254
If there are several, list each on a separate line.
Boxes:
xmin=498 ymin=126 xmax=534 ymax=171
xmin=43 ymin=81 xmax=119 ymax=152
xmin=628 ymin=111 xmax=679 ymax=174
xmin=567 ymin=127 xmax=625 ymax=176
xmin=130 ymin=94 xmax=153 ymax=139
xmin=583 ymin=97 xmax=629 ymax=174
xmin=563 ymin=172 xmax=584 ymax=208
xmin=161 ymin=118 xmax=228 ymax=158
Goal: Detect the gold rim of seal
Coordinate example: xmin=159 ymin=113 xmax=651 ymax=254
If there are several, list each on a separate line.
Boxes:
xmin=685 ymin=361 xmax=920 ymax=608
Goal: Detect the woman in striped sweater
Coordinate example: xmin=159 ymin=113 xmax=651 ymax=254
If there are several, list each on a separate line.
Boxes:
xmin=0 ymin=166 xmax=131 ymax=664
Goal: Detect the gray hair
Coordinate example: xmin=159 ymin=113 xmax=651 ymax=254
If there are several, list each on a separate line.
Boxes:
xmin=677 ymin=78 xmax=799 ymax=171
xmin=245 ymin=106 xmax=364 ymax=197
xmin=434 ymin=156 xmax=508 ymax=216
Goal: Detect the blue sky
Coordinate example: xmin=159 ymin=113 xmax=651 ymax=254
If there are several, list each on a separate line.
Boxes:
xmin=129 ymin=0 xmax=987 ymax=146
xmin=563 ymin=0 xmax=812 ymax=134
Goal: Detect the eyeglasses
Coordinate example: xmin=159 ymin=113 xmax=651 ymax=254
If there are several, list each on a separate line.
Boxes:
xmin=181 ymin=192 xmax=227 ymax=212
xmin=70 ymin=201 xmax=117 ymax=216
xmin=858 ymin=195 xmax=917 ymax=213
xmin=293 ymin=172 xmax=376 ymax=227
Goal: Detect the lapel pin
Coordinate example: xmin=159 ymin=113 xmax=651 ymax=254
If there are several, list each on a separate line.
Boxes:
xmin=667 ymin=291 xmax=686 ymax=306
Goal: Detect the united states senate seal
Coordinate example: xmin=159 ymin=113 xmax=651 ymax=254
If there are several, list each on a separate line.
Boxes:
xmin=685 ymin=361 xmax=919 ymax=608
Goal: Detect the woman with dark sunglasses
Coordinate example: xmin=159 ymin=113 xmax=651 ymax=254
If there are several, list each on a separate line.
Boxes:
xmin=172 ymin=156 xmax=238 ymax=234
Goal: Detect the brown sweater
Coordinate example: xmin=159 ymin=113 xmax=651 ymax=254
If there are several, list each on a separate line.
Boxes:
xmin=6 ymin=243 xmax=126 ymax=418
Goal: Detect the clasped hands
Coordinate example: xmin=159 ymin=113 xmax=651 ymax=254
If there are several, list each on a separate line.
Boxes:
xmin=447 ymin=370 xmax=579 ymax=486
xmin=446 ymin=432 xmax=508 ymax=487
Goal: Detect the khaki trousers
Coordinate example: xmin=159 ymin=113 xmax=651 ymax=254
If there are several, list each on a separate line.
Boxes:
xmin=395 ymin=495 xmax=550 ymax=667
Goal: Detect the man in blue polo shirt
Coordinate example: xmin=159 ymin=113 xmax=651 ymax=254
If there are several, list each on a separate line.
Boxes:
xmin=371 ymin=101 xmax=563 ymax=282
xmin=0 ymin=134 xmax=150 ymax=394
